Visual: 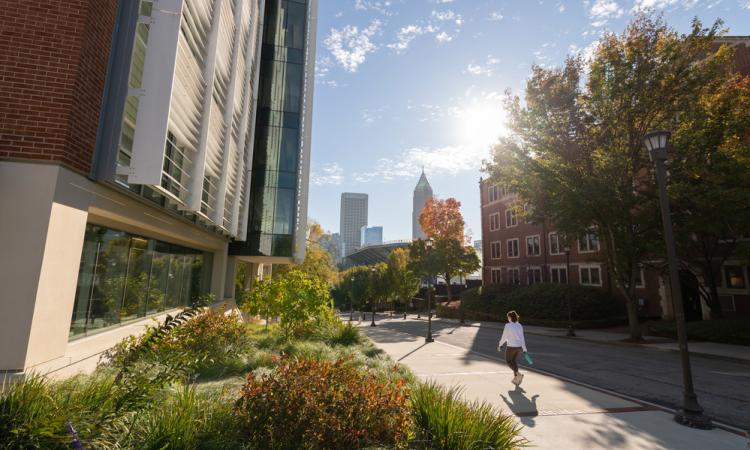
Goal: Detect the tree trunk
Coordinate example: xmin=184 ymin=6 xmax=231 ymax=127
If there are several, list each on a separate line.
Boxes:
xmin=704 ymin=263 xmax=723 ymax=320
xmin=622 ymin=284 xmax=643 ymax=342
xmin=606 ymin=227 xmax=642 ymax=342
xmin=445 ymin=274 xmax=453 ymax=305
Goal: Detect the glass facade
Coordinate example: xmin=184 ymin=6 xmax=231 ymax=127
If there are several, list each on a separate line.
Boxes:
xmin=231 ymin=0 xmax=308 ymax=257
xmin=69 ymin=224 xmax=212 ymax=339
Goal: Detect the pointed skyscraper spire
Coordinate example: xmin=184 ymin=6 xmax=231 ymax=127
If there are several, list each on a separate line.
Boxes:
xmin=413 ymin=169 xmax=434 ymax=239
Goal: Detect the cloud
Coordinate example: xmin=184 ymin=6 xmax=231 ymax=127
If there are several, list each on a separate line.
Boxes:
xmin=464 ymin=55 xmax=500 ymax=76
xmin=354 ymin=145 xmax=487 ymax=183
xmin=588 ymin=0 xmax=623 ymax=27
xmin=489 ymin=11 xmax=504 ymax=21
xmin=354 ymin=0 xmax=393 ymax=16
xmin=387 ymin=9 xmax=463 ymax=52
xmin=632 ymin=0 xmax=702 ymax=10
xmin=311 ymin=163 xmax=344 ymax=186
xmin=324 ymin=20 xmax=382 ymax=72
xmin=361 ymin=106 xmax=390 ymax=124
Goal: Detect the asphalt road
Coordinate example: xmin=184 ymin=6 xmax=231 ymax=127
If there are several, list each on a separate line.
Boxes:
xmin=366 ymin=315 xmax=750 ymax=431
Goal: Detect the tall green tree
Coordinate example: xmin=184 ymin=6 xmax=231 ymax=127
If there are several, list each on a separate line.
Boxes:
xmin=670 ymin=75 xmax=750 ymax=318
xmin=486 ymin=16 xmax=731 ymax=340
xmin=366 ymin=263 xmax=391 ymax=321
xmin=386 ymin=248 xmax=421 ymax=312
xmin=340 ymin=266 xmax=371 ymax=319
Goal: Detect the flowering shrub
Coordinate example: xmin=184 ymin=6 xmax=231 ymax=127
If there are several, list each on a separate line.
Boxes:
xmin=236 ymin=357 xmax=412 ymax=449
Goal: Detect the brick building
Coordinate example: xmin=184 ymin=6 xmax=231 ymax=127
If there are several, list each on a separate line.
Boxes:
xmin=0 ymin=0 xmax=318 ymax=374
xmin=479 ymin=37 xmax=750 ymax=321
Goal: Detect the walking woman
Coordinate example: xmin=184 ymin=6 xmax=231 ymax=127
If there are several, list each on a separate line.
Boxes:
xmin=498 ymin=310 xmax=527 ymax=386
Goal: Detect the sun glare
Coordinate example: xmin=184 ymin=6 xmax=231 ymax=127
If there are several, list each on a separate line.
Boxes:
xmin=456 ymin=100 xmax=507 ymax=152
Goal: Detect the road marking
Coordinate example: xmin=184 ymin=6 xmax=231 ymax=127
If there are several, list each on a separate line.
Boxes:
xmin=514 ymin=405 xmax=659 ymax=418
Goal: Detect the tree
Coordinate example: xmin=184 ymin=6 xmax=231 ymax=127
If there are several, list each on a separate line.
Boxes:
xmin=340 ymin=266 xmax=371 ymax=320
xmin=386 ymin=248 xmax=421 ymax=314
xmin=275 ymin=220 xmax=338 ymax=285
xmin=241 ymin=268 xmax=332 ymax=338
xmin=419 ymin=197 xmax=465 ymax=243
xmin=418 ymin=197 xmax=472 ymax=302
xmin=456 ymin=246 xmax=481 ymax=323
xmin=670 ymin=74 xmax=750 ymax=318
xmin=366 ymin=263 xmax=390 ymax=323
xmin=486 ymin=16 xmax=730 ymax=340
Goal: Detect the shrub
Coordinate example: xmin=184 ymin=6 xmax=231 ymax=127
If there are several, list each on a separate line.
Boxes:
xmin=411 ymin=382 xmax=528 ymax=450
xmin=0 ymin=376 xmax=68 ymax=449
xmin=327 ymin=322 xmax=363 ymax=346
xmin=236 ymin=357 xmax=412 ymax=449
xmin=647 ymin=318 xmax=750 ymax=345
xmin=460 ymin=284 xmax=625 ymax=324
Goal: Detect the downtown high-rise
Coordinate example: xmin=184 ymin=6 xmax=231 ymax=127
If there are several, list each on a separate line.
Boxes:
xmin=340 ymin=193 xmax=368 ymax=256
xmin=412 ymin=169 xmax=433 ymax=240
xmin=0 ymin=0 xmax=317 ymax=374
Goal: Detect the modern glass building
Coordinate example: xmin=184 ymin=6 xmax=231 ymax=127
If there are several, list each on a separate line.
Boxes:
xmin=0 ymin=0 xmax=317 ymax=373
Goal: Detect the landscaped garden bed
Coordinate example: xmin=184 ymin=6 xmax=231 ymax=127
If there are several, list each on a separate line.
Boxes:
xmin=1 ymin=304 xmax=528 ymax=449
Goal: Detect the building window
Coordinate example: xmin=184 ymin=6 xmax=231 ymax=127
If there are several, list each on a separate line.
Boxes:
xmin=490 ymin=213 xmax=500 ymax=231
xmin=549 ymin=232 xmax=563 ymax=255
xmin=69 ymin=224 xmax=212 ymax=340
xmin=507 ymin=267 xmax=521 ymax=285
xmin=724 ymin=265 xmax=747 ymax=289
xmin=580 ymin=265 xmax=602 ymax=286
xmin=527 ymin=267 xmax=542 ymax=285
xmin=489 ymin=185 xmax=500 ymax=202
xmin=505 ymin=209 xmax=518 ymax=227
xmin=491 ymin=268 xmax=502 ymax=284
xmin=523 ymin=203 xmax=533 ymax=223
xmin=578 ymin=231 xmax=600 ymax=253
xmin=490 ymin=241 xmax=502 ymax=260
xmin=507 ymin=238 xmax=519 ymax=258
xmin=550 ymin=266 xmax=568 ymax=284
xmin=526 ymin=235 xmax=541 ymax=256
xmin=635 ymin=267 xmax=645 ymax=288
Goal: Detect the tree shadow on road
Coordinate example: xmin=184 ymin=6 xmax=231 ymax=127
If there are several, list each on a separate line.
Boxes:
xmin=500 ymin=385 xmax=540 ymax=428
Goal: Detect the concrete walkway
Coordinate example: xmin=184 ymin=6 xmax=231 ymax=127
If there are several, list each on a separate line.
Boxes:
xmin=421 ymin=315 xmax=750 ymax=363
xmin=358 ymin=319 xmax=749 ymax=450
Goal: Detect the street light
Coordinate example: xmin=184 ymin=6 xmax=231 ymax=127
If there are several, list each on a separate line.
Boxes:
xmin=425 ymin=239 xmax=435 ymax=343
xmin=564 ymin=244 xmax=576 ymax=337
xmin=370 ymin=267 xmax=377 ymax=327
xmin=644 ymin=130 xmax=711 ymax=429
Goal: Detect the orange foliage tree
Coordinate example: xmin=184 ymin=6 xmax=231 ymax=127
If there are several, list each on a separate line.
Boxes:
xmin=419 ymin=197 xmax=465 ymax=243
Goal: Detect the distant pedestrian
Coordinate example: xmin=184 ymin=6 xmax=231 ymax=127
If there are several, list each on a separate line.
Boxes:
xmin=498 ymin=310 xmax=527 ymax=386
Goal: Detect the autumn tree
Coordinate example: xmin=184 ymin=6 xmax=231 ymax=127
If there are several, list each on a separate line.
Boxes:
xmin=275 ymin=220 xmax=338 ymax=285
xmin=419 ymin=197 xmax=465 ymax=243
xmin=486 ymin=15 xmax=732 ymax=340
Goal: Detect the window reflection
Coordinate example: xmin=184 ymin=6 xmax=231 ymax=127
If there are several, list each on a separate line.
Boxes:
xmin=69 ymin=224 xmax=211 ymax=340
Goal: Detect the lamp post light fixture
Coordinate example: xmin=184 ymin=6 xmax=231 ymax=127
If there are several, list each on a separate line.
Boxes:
xmin=564 ymin=245 xmax=576 ymax=337
xmin=644 ymin=130 xmax=712 ymax=429
xmin=425 ymin=239 xmax=435 ymax=343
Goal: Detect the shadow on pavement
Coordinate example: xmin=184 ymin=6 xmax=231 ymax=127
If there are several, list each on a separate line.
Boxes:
xmin=500 ymin=385 xmax=540 ymax=428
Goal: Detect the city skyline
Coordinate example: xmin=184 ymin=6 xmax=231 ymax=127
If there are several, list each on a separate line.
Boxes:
xmin=307 ymin=0 xmax=750 ymax=242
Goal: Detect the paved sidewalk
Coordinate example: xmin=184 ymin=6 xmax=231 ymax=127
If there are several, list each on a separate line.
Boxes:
xmin=359 ymin=319 xmax=749 ymax=450
xmin=417 ymin=315 xmax=750 ymax=363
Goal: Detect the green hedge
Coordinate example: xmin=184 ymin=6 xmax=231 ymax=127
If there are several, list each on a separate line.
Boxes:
xmin=455 ymin=284 xmax=626 ymax=326
xmin=646 ymin=319 xmax=750 ymax=346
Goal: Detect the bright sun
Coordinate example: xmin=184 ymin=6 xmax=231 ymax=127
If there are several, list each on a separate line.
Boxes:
xmin=456 ymin=101 xmax=507 ymax=151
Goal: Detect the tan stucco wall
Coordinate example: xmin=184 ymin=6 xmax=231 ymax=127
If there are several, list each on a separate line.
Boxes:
xmin=0 ymin=161 xmax=235 ymax=372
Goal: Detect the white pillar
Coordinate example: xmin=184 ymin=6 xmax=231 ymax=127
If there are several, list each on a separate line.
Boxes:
xmin=0 ymin=162 xmax=89 ymax=371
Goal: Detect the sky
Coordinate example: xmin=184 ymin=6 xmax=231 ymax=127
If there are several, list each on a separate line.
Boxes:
xmin=307 ymin=0 xmax=749 ymax=243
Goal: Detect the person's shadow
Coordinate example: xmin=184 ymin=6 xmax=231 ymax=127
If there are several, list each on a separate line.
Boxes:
xmin=500 ymin=385 xmax=540 ymax=427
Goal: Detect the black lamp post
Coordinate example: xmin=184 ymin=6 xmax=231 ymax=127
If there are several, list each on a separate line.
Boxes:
xmin=425 ymin=239 xmax=435 ymax=343
xmin=370 ymin=267 xmax=377 ymax=327
xmin=564 ymin=245 xmax=576 ymax=337
xmin=644 ymin=130 xmax=711 ymax=429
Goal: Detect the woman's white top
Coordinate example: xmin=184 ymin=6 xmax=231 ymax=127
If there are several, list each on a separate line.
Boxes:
xmin=499 ymin=322 xmax=527 ymax=352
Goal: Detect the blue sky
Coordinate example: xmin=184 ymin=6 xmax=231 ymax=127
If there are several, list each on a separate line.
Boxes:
xmin=308 ymin=0 xmax=749 ymax=242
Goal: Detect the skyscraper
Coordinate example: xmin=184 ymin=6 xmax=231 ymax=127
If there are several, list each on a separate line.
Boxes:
xmin=0 ymin=0 xmax=317 ymax=374
xmin=360 ymin=226 xmax=384 ymax=247
xmin=413 ymin=169 xmax=434 ymax=239
xmin=340 ymin=193 xmax=368 ymax=256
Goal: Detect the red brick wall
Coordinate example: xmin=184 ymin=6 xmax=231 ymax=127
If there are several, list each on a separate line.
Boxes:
xmin=0 ymin=0 xmax=117 ymax=173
